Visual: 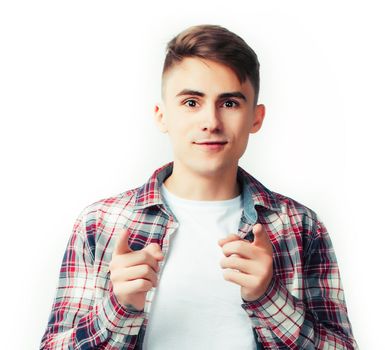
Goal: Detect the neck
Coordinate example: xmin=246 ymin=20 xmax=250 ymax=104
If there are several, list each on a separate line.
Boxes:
xmin=163 ymin=161 xmax=241 ymax=201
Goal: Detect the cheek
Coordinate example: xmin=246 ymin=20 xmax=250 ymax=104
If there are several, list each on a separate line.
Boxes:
xmin=232 ymin=124 xmax=250 ymax=142
xmin=172 ymin=117 xmax=195 ymax=136
xmin=167 ymin=124 xmax=192 ymax=147
xmin=232 ymin=129 xmax=251 ymax=154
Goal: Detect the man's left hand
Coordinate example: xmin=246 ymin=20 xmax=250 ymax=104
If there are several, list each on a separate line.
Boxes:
xmin=218 ymin=223 xmax=274 ymax=302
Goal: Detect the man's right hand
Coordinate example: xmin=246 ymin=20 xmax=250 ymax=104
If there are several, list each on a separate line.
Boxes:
xmin=108 ymin=228 xmax=164 ymax=311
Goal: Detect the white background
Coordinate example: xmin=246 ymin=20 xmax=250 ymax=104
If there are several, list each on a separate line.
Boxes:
xmin=1 ymin=1 xmax=384 ymax=348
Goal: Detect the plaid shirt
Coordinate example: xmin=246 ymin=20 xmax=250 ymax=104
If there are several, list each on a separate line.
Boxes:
xmin=40 ymin=161 xmax=358 ymax=349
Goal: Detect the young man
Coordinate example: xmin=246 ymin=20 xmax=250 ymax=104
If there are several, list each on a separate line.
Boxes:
xmin=40 ymin=24 xmax=358 ymax=349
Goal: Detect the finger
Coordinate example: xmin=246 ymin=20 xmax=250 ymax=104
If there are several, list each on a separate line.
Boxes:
xmin=218 ymin=234 xmax=242 ymax=258
xmin=222 ymin=269 xmax=255 ymax=289
xmin=221 ymin=239 xmax=261 ymax=259
xmin=218 ymin=233 xmax=240 ymax=247
xmin=112 ymin=249 xmax=161 ymax=272
xmin=110 ymin=264 xmax=159 ymax=287
xmin=220 ymin=255 xmax=269 ymax=274
xmin=113 ymin=228 xmax=133 ymax=256
xmin=220 ymin=255 xmax=246 ymax=272
xmin=252 ymin=223 xmax=272 ymax=251
xmin=117 ymin=278 xmax=154 ymax=295
xmin=143 ymin=243 xmax=164 ymax=261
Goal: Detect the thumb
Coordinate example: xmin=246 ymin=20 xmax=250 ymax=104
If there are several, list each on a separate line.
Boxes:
xmin=112 ymin=228 xmax=133 ymax=256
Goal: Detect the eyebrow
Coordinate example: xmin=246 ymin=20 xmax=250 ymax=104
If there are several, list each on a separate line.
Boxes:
xmin=175 ymin=89 xmax=247 ymax=102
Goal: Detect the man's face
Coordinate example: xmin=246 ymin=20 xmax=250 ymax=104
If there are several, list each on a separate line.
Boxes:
xmin=154 ymin=57 xmax=265 ymax=178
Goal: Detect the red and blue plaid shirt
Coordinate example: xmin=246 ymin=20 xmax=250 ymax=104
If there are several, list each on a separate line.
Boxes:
xmin=40 ymin=161 xmax=358 ymax=349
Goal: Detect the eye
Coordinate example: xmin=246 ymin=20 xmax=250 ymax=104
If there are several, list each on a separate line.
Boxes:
xmin=183 ymin=99 xmax=198 ymax=108
xmin=222 ymin=100 xmax=239 ymax=108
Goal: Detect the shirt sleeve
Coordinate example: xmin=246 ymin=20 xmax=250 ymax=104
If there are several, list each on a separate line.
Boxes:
xmin=39 ymin=208 xmax=145 ymax=349
xmin=241 ymin=219 xmax=358 ymax=349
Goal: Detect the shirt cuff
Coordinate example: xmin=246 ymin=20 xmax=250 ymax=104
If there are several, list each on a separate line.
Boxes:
xmin=241 ymin=276 xmax=305 ymax=333
xmin=97 ymin=286 xmax=145 ymax=336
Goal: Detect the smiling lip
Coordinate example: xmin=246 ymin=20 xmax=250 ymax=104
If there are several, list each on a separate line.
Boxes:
xmin=193 ymin=141 xmax=227 ymax=151
xmin=194 ymin=141 xmax=228 ymax=145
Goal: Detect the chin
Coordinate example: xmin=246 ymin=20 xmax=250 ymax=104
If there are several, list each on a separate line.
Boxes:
xmin=187 ymin=159 xmax=233 ymax=177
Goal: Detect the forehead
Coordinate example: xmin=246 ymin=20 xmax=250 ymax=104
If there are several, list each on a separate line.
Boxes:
xmin=163 ymin=57 xmax=253 ymax=99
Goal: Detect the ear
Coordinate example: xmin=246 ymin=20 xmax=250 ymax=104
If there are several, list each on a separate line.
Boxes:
xmin=249 ymin=104 xmax=265 ymax=134
xmin=154 ymin=101 xmax=168 ymax=133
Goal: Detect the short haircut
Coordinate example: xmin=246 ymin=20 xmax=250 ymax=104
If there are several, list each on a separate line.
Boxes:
xmin=161 ymin=24 xmax=260 ymax=105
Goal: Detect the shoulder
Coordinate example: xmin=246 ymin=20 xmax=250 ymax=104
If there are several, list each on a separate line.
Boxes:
xmin=84 ymin=186 xmax=141 ymax=218
xmin=271 ymin=189 xmax=332 ymax=251
xmin=270 ymin=190 xmax=319 ymax=229
xmin=264 ymin=190 xmax=329 ymax=258
xmin=68 ymin=186 xmax=145 ymax=261
xmin=239 ymin=166 xmax=320 ymax=230
xmin=73 ymin=186 xmax=143 ymax=234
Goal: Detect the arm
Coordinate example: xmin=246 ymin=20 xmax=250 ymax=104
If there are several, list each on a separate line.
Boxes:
xmin=39 ymin=208 xmax=145 ymax=350
xmin=241 ymin=219 xmax=358 ymax=349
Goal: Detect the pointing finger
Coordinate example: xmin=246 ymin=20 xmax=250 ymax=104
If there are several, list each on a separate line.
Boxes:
xmin=113 ymin=228 xmax=133 ymax=256
xmin=252 ymin=223 xmax=272 ymax=250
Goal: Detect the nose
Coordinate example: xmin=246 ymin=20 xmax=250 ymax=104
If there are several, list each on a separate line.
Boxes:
xmin=200 ymin=104 xmax=222 ymax=132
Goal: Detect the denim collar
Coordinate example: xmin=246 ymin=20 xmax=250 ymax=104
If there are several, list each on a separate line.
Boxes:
xmin=131 ymin=161 xmax=281 ymax=224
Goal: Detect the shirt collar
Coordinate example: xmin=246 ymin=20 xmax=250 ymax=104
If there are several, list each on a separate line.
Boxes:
xmin=130 ymin=161 xmax=281 ymax=221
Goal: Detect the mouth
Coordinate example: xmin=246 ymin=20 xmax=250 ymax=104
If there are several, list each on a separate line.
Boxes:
xmin=193 ymin=140 xmax=228 ymax=151
xmin=193 ymin=141 xmax=228 ymax=145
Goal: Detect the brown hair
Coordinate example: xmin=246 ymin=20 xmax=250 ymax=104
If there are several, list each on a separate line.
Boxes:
xmin=161 ymin=24 xmax=260 ymax=105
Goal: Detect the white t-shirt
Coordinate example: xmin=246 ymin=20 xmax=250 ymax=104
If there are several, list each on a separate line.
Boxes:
xmin=142 ymin=183 xmax=256 ymax=349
